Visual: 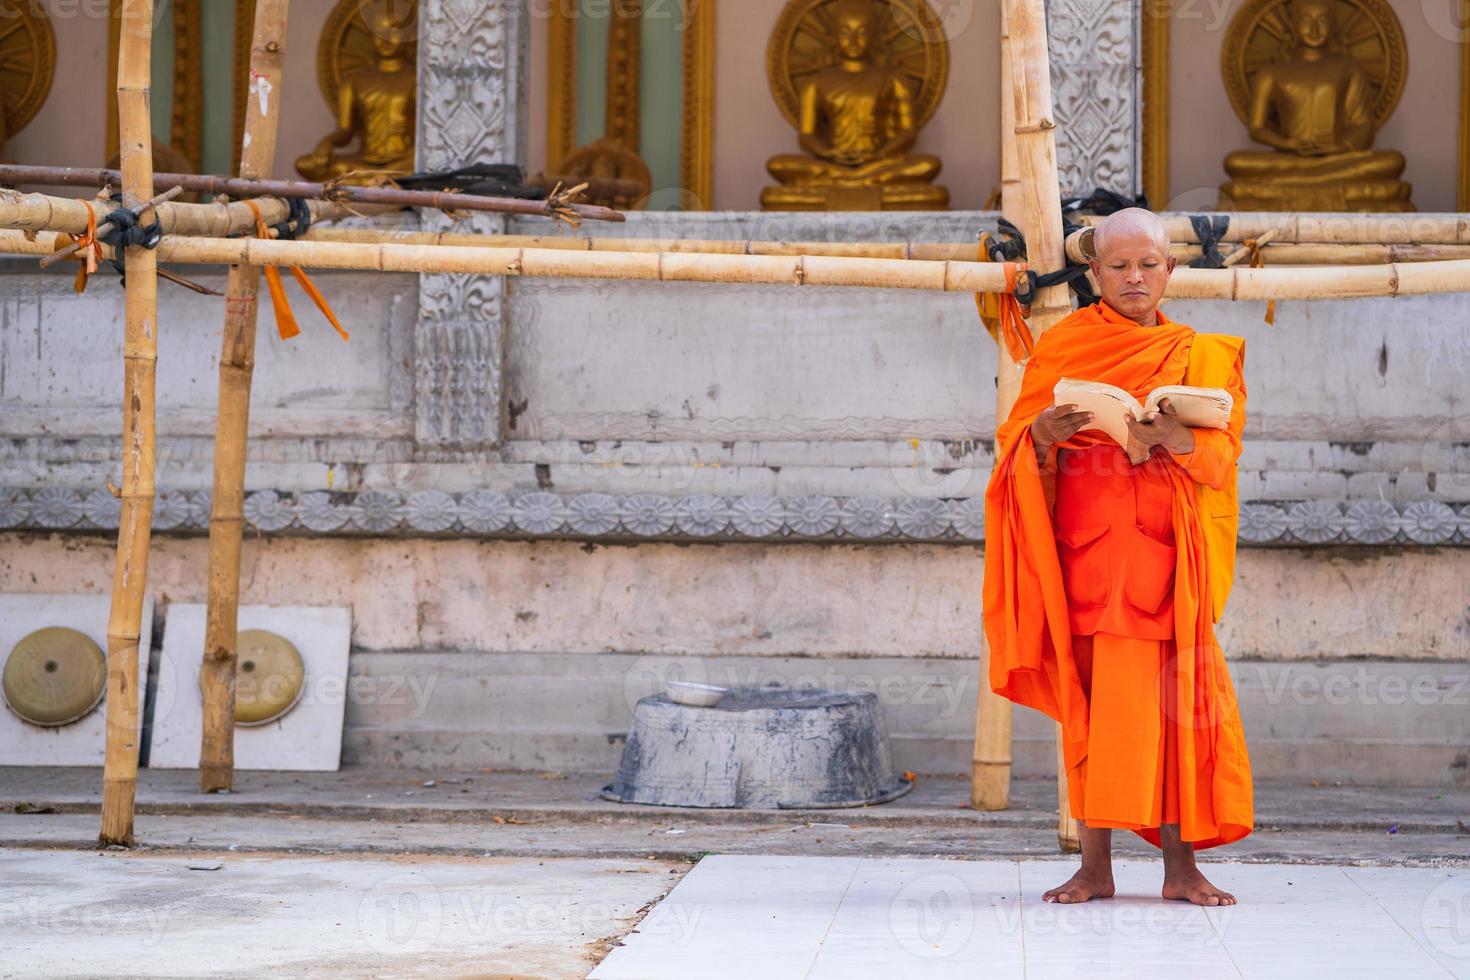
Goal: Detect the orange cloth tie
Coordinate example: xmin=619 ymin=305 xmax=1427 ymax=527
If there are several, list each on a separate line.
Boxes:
xmin=974 ymin=234 xmax=1035 ymax=363
xmin=55 ymin=200 xmax=103 ymax=295
xmin=1244 ymin=239 xmax=1277 ymax=326
xmin=244 ymin=200 xmax=349 ymax=342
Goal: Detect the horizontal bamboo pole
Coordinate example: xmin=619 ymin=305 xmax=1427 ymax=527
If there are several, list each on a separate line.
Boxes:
xmin=0 ymin=189 xmax=364 ymax=239
xmin=307 ymin=227 xmax=1470 ymax=268
xmin=300 ymin=225 xmax=980 ymax=260
xmin=1170 ymin=242 xmax=1470 ymax=265
xmin=9 ymin=228 xmax=1470 ymax=300
xmin=0 ymin=229 xmax=1012 ymax=293
xmin=1080 ymin=212 xmax=1470 ymax=245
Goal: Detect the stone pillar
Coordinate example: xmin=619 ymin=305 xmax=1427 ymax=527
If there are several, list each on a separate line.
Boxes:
xmin=1044 ymin=0 xmax=1141 ymax=198
xmin=415 ymin=0 xmax=529 ymax=456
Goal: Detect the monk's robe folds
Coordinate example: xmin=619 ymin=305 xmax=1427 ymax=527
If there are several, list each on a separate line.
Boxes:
xmin=982 ymin=301 xmax=1253 ymax=849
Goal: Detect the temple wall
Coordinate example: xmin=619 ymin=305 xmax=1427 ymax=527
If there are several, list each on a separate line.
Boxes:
xmin=1169 ymin=0 xmax=1461 ymax=211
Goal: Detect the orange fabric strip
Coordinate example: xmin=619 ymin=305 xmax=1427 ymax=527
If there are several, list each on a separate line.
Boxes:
xmin=245 ymin=200 xmax=301 ymax=340
xmin=243 ymin=200 xmax=348 ymax=342
xmin=57 ymin=200 xmax=103 ymax=295
xmin=973 ymin=237 xmax=1035 ymax=364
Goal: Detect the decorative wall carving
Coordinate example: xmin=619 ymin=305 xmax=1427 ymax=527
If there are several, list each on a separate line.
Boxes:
xmin=3 ymin=487 xmax=1466 ymax=547
xmin=414 ymin=0 xmax=529 ymax=456
xmin=1045 ymin=0 xmax=1140 ymax=197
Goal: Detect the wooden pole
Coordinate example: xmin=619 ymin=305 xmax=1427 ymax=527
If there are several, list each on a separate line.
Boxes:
xmin=0 ymin=227 xmax=1014 ymax=293
xmin=1077 ymin=212 xmax=1470 ymax=246
xmin=0 ymin=163 xmax=625 ymax=223
xmin=970 ymin=6 xmax=1018 ymax=814
xmin=10 ymin=227 xmax=1470 ymax=299
xmin=199 ymin=0 xmax=289 ymax=795
xmin=299 ymin=226 xmax=984 ymax=261
xmin=0 ymin=189 xmax=365 ymax=239
xmin=100 ymin=0 xmax=158 ymax=848
xmin=1003 ymin=0 xmax=1079 ymax=854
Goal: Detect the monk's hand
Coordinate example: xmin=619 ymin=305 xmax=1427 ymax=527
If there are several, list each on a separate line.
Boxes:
xmin=1127 ymin=396 xmax=1195 ymax=457
xmin=1031 ymin=402 xmax=1095 ymax=464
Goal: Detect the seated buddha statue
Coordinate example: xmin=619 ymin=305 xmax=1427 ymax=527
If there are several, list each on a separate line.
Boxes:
xmin=763 ymin=0 xmax=947 ymax=211
xmin=296 ymin=6 xmax=416 ymax=182
xmin=1220 ymin=0 xmax=1411 ymax=212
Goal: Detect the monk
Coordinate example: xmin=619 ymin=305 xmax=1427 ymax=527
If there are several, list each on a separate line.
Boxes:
xmin=982 ymin=208 xmax=1254 ymax=906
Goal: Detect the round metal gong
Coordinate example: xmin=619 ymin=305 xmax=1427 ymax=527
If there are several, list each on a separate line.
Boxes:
xmin=234 ymin=630 xmax=305 ymax=726
xmin=2 ymin=627 xmax=106 ymax=727
xmin=199 ymin=630 xmax=306 ymax=727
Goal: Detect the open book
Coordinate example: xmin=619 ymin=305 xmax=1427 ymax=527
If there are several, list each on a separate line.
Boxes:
xmin=1052 ymin=378 xmax=1233 ymax=465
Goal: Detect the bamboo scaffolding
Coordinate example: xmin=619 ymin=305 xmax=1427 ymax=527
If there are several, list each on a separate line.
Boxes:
xmin=1004 ymin=0 xmax=1080 ymax=854
xmin=199 ymin=0 xmax=288 ymax=795
xmin=99 ymin=0 xmax=157 ymax=849
xmin=0 ymin=163 xmax=624 ymax=223
xmin=970 ymin=6 xmax=1018 ymax=815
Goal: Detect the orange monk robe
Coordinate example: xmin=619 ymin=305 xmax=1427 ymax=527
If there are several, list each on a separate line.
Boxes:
xmin=982 ymin=300 xmax=1254 ymax=850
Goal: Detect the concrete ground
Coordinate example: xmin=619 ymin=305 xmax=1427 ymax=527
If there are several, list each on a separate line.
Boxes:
xmin=0 ymin=767 xmax=1466 ymax=978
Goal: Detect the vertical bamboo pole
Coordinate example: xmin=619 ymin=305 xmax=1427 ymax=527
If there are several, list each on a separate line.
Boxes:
xmin=100 ymin=0 xmax=159 ymax=847
xmin=199 ymin=0 xmax=290 ymax=794
xmin=1004 ymin=0 xmax=1080 ymax=854
xmin=971 ymin=9 xmax=1020 ymax=814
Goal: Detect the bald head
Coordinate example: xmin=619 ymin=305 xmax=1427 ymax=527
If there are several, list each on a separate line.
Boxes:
xmin=1087 ymin=207 xmax=1174 ymax=326
xmin=1092 ymin=207 xmax=1170 ymax=259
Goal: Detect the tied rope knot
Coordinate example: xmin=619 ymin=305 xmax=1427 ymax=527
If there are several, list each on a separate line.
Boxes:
xmin=1187 ymin=214 xmax=1231 ymax=269
xmin=54 ymin=200 xmax=104 ymax=294
xmin=245 ymin=199 xmax=348 ymax=342
xmin=1242 ymin=237 xmax=1277 ymax=326
xmin=975 ymin=231 xmax=1036 ymax=364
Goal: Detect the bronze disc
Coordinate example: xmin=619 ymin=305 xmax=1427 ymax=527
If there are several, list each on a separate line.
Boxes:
xmin=2 ymin=627 xmax=106 ymax=727
xmin=199 ymin=630 xmax=306 ymax=727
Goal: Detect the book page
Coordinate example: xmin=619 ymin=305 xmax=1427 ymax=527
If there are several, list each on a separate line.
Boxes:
xmin=1052 ymin=378 xmax=1147 ymax=460
xmin=1144 ymin=385 xmax=1233 ymax=429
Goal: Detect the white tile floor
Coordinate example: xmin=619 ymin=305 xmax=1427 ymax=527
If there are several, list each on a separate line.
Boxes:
xmin=589 ymin=856 xmax=1470 ymax=980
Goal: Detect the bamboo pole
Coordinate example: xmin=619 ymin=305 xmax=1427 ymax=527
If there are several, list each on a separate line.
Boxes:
xmin=0 ymin=189 xmax=365 ymax=239
xmin=1078 ymin=212 xmax=1470 ymax=245
xmin=199 ymin=0 xmax=288 ymax=795
xmin=0 ymin=228 xmax=1014 ymax=292
xmin=100 ymin=0 xmax=158 ymax=849
xmin=970 ymin=8 xmax=1018 ymax=814
xmin=10 ymin=229 xmax=1470 ymax=300
xmin=299 ymin=226 xmax=983 ymax=260
xmin=0 ymin=163 xmax=625 ymax=223
xmin=1004 ymin=0 xmax=1080 ymax=854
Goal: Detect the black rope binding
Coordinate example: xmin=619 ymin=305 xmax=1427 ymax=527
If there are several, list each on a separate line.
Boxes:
xmin=272 ymin=196 xmax=313 ymax=241
xmin=98 ymin=203 xmax=163 ymax=286
xmin=1186 ymin=214 xmax=1231 ymax=269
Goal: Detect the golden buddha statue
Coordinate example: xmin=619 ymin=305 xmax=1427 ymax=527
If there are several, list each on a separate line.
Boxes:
xmin=296 ymin=4 xmax=416 ymax=181
xmin=763 ymin=0 xmax=947 ymax=211
xmin=1220 ymin=0 xmax=1411 ymax=211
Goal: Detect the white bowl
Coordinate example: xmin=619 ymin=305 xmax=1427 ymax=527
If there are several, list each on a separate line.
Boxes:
xmin=666 ymin=680 xmax=730 ymax=707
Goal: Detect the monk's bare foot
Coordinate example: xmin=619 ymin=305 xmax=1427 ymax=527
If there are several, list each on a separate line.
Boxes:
xmin=1042 ymin=868 xmax=1116 ymax=904
xmin=1162 ymin=866 xmax=1237 ymax=906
